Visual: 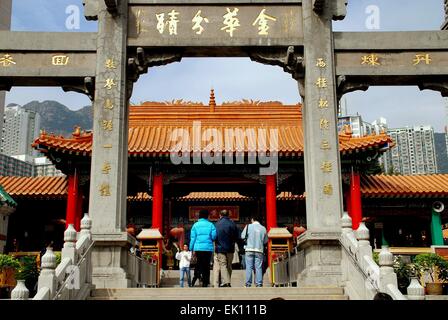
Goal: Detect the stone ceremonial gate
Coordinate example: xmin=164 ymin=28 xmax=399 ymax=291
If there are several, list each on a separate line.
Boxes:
xmin=1 ymin=0 xmax=448 ymax=289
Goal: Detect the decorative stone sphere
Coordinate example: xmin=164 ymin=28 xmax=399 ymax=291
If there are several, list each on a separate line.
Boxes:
xmin=355 ymin=222 xmax=370 ymax=241
xmin=81 ymin=213 xmax=92 ymax=231
xmin=378 ymin=245 xmax=394 ymax=267
xmin=64 ymin=224 xmax=77 ymax=243
xmin=341 ymin=212 xmax=352 ymax=229
xmin=407 ymin=277 xmax=425 ymax=300
xmin=41 ymin=247 xmax=57 ymax=270
xmin=11 ymin=280 xmax=29 ymax=300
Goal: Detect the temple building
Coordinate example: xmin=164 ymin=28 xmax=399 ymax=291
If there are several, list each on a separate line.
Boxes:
xmin=0 ymin=91 xmax=447 ymax=254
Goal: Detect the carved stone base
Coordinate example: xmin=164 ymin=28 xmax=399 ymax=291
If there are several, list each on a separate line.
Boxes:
xmin=296 ymin=230 xmax=343 ymax=287
xmin=91 ymin=233 xmax=136 ymax=289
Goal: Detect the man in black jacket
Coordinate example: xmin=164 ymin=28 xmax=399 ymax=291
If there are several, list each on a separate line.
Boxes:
xmin=213 ymin=209 xmax=240 ymax=287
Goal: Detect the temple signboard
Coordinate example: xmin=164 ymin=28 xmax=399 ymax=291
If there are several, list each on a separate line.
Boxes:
xmin=128 ymin=4 xmax=304 ymax=47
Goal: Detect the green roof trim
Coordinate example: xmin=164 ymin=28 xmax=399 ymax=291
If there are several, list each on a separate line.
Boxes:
xmin=0 ymin=185 xmax=17 ymax=207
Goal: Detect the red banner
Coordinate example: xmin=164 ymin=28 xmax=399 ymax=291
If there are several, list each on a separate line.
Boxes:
xmin=189 ymin=206 xmax=240 ymax=221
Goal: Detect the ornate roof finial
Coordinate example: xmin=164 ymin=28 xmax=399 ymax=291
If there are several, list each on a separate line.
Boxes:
xmin=72 ymin=126 xmax=81 ymax=138
xmin=209 ymin=88 xmax=216 ymax=112
xmin=343 ymin=124 xmax=353 ymax=137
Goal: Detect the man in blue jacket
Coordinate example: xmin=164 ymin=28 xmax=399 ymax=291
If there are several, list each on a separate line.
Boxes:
xmin=189 ymin=209 xmax=217 ymax=287
xmin=213 ymin=209 xmax=240 ymax=287
xmin=241 ymin=215 xmax=268 ymax=287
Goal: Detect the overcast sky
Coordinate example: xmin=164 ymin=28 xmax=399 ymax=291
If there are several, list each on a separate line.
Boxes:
xmin=5 ymin=0 xmax=448 ymax=131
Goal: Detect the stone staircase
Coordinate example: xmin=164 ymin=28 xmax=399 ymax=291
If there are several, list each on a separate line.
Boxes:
xmin=89 ymin=270 xmax=348 ymax=300
xmin=89 ymin=287 xmax=347 ymax=300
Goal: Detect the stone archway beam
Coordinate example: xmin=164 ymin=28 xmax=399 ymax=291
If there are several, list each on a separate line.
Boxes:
xmin=0 ymin=31 xmax=97 ymax=88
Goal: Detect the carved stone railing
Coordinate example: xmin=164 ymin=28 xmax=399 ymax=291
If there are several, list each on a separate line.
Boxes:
xmin=11 ymin=214 xmax=94 ymax=300
xmin=340 ymin=212 xmax=412 ymax=300
xmin=127 ymin=253 xmax=158 ymax=288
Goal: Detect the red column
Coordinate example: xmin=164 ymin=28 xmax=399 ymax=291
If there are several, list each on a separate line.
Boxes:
xmin=152 ymin=173 xmax=163 ymax=231
xmin=74 ymin=189 xmax=83 ymax=231
xmin=265 ymin=174 xmax=277 ymax=231
xmin=350 ymin=169 xmax=363 ymax=230
xmin=65 ymin=170 xmax=79 ymax=229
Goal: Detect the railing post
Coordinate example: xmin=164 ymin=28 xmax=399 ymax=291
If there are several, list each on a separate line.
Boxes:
xmin=340 ymin=212 xmax=352 ymax=284
xmin=407 ymin=277 xmax=425 ymax=300
xmin=80 ymin=213 xmax=93 ymax=286
xmin=355 ymin=222 xmax=371 ymax=269
xmin=341 ymin=212 xmax=352 ymax=235
xmin=37 ymin=247 xmax=57 ymax=298
xmin=11 ymin=280 xmax=30 ymax=300
xmin=378 ymin=245 xmax=398 ymax=293
xmin=80 ymin=213 xmax=92 ymax=240
xmin=62 ymin=224 xmax=77 ymax=264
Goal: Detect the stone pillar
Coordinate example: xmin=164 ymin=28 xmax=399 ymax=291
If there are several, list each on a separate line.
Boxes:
xmin=152 ymin=173 xmax=164 ymax=232
xmin=297 ymin=0 xmax=343 ymax=287
xmin=349 ymin=169 xmax=362 ymax=230
xmin=87 ymin=0 xmax=133 ymax=289
xmin=430 ymin=206 xmax=444 ymax=245
xmin=66 ymin=170 xmax=79 ymax=230
xmin=265 ymin=174 xmax=278 ymax=232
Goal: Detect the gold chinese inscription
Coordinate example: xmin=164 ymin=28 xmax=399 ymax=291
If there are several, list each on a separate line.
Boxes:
xmin=104 ymin=78 xmax=117 ymax=90
xmin=413 ymin=54 xmax=431 ymax=66
xmin=361 ymin=54 xmax=381 ymax=66
xmin=102 ymin=162 xmax=111 ymax=174
xmin=252 ymin=9 xmax=277 ymax=36
xmin=320 ymin=161 xmax=333 ymax=173
xmin=221 ymin=8 xmax=240 ymax=37
xmin=316 ymin=77 xmax=327 ymax=88
xmin=102 ymin=120 xmax=113 ymax=131
xmin=323 ymin=183 xmax=333 ymax=196
xmin=0 ymin=54 xmax=16 ymax=67
xmin=192 ymin=10 xmax=209 ymax=35
xmin=318 ymin=98 xmax=329 ymax=109
xmin=105 ymin=58 xmax=117 ymax=69
xmin=320 ymin=118 xmax=330 ymax=130
xmin=316 ymin=58 xmax=327 ymax=68
xmin=136 ymin=9 xmax=147 ymax=35
xmin=104 ymin=99 xmax=114 ymax=110
xmin=103 ymin=144 xmax=113 ymax=149
xmin=52 ymin=55 xmax=70 ymax=66
xmin=156 ymin=10 xmax=180 ymax=35
xmin=99 ymin=183 xmax=111 ymax=196
xmin=320 ymin=140 xmax=331 ymax=150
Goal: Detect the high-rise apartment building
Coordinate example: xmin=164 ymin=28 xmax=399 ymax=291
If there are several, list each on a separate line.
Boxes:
xmin=2 ymin=106 xmax=41 ymax=157
xmin=0 ymin=0 xmax=12 ymax=147
xmin=338 ymin=115 xmax=374 ymax=138
xmin=385 ymin=126 xmax=438 ymax=175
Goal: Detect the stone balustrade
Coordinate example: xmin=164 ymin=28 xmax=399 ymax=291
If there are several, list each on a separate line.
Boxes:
xmin=340 ymin=212 xmax=425 ymax=300
xmin=11 ymin=213 xmax=94 ymax=300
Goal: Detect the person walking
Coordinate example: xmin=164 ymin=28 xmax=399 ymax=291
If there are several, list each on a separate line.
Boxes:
xmin=241 ymin=215 xmax=268 ymax=287
xmin=175 ymin=244 xmax=192 ymax=287
xmin=213 ymin=209 xmax=240 ymax=287
xmin=189 ymin=209 xmax=217 ymax=287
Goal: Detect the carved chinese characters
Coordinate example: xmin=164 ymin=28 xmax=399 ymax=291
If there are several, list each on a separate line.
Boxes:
xmin=128 ymin=5 xmax=303 ymax=46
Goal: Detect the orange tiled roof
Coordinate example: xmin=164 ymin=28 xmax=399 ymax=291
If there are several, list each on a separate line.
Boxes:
xmin=361 ymin=174 xmax=448 ymax=198
xmin=0 ymin=176 xmax=67 ymax=199
xmin=33 ymin=98 xmax=392 ymax=157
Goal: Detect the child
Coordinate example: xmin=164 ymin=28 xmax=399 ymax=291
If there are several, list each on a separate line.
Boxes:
xmin=175 ymin=244 xmax=192 ymax=287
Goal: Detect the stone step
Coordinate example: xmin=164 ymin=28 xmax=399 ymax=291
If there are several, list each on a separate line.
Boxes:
xmin=90 ymin=287 xmax=347 ymax=300
xmin=161 ymin=269 xmax=272 ymax=288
